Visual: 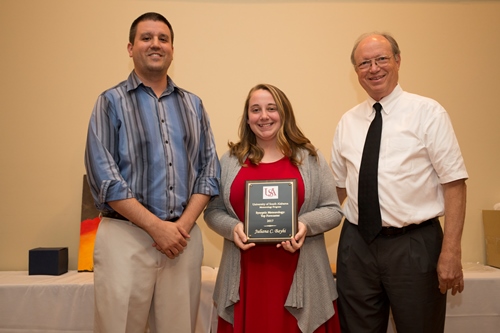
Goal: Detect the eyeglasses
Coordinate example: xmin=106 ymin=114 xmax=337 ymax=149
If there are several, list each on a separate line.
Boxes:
xmin=356 ymin=56 xmax=393 ymax=70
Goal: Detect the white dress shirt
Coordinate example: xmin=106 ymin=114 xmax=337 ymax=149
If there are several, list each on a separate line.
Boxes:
xmin=331 ymin=85 xmax=468 ymax=227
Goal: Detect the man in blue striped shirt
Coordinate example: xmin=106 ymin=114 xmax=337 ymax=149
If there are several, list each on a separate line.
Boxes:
xmin=84 ymin=12 xmax=220 ymax=333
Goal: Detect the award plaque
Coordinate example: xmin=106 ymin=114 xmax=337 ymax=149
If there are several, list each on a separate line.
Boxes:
xmin=244 ymin=179 xmax=297 ymax=242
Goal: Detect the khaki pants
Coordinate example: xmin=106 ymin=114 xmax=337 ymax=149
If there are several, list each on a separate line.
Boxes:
xmin=93 ymin=217 xmax=203 ymax=333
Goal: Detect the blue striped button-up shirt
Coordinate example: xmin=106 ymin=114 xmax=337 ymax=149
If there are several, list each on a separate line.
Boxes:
xmin=85 ymin=72 xmax=220 ymax=220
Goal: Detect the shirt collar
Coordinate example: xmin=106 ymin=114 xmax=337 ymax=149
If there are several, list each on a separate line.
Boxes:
xmin=125 ymin=71 xmax=181 ymax=97
xmin=366 ymin=84 xmax=403 ymax=116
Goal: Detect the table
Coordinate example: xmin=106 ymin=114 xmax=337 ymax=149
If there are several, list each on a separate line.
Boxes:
xmin=444 ymin=262 xmax=500 ymax=331
xmin=2 ymin=264 xmax=499 ymax=333
xmin=387 ymin=262 xmax=500 ymax=333
xmin=0 ymin=266 xmax=218 ymax=333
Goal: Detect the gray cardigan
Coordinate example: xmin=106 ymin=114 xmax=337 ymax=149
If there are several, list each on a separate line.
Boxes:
xmin=204 ymin=149 xmax=343 ymax=333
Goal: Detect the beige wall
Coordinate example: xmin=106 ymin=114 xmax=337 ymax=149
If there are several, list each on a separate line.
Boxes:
xmin=1 ymin=0 xmax=499 ymax=271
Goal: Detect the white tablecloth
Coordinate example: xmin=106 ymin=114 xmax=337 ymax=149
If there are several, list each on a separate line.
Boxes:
xmin=445 ymin=262 xmax=500 ymax=332
xmin=2 ymin=264 xmax=499 ymax=333
xmin=0 ymin=266 xmax=218 ymax=333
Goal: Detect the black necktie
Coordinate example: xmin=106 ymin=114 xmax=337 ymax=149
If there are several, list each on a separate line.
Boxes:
xmin=358 ymin=102 xmax=383 ymax=243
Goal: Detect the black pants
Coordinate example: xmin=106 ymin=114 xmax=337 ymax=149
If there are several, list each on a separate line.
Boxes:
xmin=336 ymin=219 xmax=446 ymax=333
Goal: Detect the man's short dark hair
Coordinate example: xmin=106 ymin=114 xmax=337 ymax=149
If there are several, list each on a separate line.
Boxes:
xmin=129 ymin=12 xmax=174 ymax=44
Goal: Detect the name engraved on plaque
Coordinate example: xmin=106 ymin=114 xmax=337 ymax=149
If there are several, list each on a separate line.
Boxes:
xmin=245 ymin=180 xmax=297 ymax=242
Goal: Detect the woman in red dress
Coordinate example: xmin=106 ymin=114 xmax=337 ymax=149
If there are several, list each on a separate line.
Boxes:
xmin=205 ymin=84 xmax=343 ymax=333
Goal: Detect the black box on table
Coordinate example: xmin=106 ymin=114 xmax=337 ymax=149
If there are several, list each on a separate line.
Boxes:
xmin=29 ymin=247 xmax=68 ymax=275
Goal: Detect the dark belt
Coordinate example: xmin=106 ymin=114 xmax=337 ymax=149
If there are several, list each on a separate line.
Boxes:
xmin=379 ymin=217 xmax=438 ymax=236
xmin=101 ymin=211 xmax=179 ymax=222
xmin=101 ymin=211 xmax=128 ymax=220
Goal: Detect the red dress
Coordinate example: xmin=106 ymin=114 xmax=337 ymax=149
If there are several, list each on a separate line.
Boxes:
xmin=217 ymin=157 xmax=340 ymax=333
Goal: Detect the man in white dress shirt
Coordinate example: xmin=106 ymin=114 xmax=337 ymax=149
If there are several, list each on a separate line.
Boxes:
xmin=331 ymin=32 xmax=468 ymax=333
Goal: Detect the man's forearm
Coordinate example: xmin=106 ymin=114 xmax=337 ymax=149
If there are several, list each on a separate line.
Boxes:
xmin=178 ymin=193 xmax=211 ymax=232
xmin=441 ymin=179 xmax=467 ymax=255
xmin=107 ymin=198 xmax=162 ymax=232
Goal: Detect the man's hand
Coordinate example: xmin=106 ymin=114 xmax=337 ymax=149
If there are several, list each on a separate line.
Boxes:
xmin=437 ymin=250 xmax=464 ymax=295
xmin=151 ymin=221 xmax=190 ymax=259
xmin=150 ymin=193 xmax=211 ymax=259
